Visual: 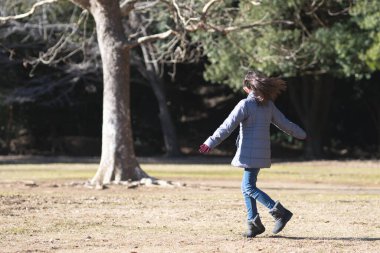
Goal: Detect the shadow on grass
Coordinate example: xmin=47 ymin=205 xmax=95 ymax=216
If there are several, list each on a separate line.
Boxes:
xmin=0 ymin=155 xmax=230 ymax=165
xmin=0 ymin=155 xmax=99 ymax=165
xmin=270 ymin=235 xmax=380 ymax=241
xmin=0 ymin=155 xmax=309 ymax=165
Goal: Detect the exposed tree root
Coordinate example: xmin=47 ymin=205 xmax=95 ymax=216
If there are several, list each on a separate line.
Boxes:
xmin=85 ymin=177 xmax=186 ymax=190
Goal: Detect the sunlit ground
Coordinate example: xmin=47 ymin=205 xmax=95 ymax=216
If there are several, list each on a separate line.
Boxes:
xmin=0 ymin=160 xmax=379 ymax=186
xmin=0 ymin=159 xmax=379 ymax=253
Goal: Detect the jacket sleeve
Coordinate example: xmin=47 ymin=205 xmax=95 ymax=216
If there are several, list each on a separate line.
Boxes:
xmin=204 ymin=100 xmax=248 ymax=149
xmin=271 ymin=102 xmax=306 ymax=139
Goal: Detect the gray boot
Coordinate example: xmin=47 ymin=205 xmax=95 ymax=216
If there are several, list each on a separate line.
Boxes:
xmin=244 ymin=214 xmax=265 ymax=238
xmin=269 ymin=201 xmax=293 ymax=234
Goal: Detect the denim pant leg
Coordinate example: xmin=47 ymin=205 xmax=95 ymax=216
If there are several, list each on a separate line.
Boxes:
xmin=241 ymin=168 xmax=276 ymax=220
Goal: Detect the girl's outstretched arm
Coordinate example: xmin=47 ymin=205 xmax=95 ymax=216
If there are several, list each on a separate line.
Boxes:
xmin=202 ymin=100 xmax=248 ymax=150
xmin=271 ymin=102 xmax=307 ymax=140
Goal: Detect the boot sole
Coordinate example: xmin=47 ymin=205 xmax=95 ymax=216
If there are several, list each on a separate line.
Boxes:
xmin=243 ymin=227 xmax=266 ymax=238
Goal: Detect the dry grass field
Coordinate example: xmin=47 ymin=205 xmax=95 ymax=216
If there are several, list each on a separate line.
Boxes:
xmin=0 ymin=158 xmax=379 ymax=252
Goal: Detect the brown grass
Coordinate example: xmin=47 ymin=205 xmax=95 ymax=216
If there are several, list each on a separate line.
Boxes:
xmin=0 ymin=160 xmax=379 ymax=252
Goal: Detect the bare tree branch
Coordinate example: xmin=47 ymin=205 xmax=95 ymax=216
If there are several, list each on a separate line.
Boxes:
xmin=28 ymin=10 xmax=90 ymax=66
xmin=328 ymin=7 xmax=350 ymax=16
xmin=0 ymin=0 xmax=59 ymax=22
xmin=201 ymin=0 xmax=220 ymax=19
xmin=172 ymin=0 xmax=186 ymax=26
xmin=120 ymin=0 xmax=138 ymax=16
xmin=126 ymin=0 xmax=295 ymax=51
xmin=128 ymin=29 xmax=176 ymax=48
xmin=120 ymin=0 xmax=163 ymax=17
xmin=69 ymin=0 xmax=90 ymax=10
xmin=305 ymin=0 xmax=325 ymax=15
xmin=222 ymin=19 xmax=294 ymax=33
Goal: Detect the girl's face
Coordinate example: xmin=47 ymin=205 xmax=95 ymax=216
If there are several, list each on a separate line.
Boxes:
xmin=244 ymin=86 xmax=264 ymax=101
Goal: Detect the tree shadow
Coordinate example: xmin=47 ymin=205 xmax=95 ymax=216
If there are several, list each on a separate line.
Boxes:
xmin=0 ymin=154 xmax=308 ymax=165
xmin=0 ymin=155 xmax=99 ymax=165
xmin=269 ymin=235 xmax=380 ymax=242
xmin=0 ymin=155 xmax=231 ymax=165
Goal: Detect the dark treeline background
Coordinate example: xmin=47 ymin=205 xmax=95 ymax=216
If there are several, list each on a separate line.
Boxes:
xmin=0 ymin=0 xmax=379 ymax=159
xmin=1 ymin=57 xmax=378 ymax=159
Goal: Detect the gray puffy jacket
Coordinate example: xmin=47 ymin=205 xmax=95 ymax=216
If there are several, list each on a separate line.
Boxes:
xmin=204 ymin=92 xmax=306 ymax=168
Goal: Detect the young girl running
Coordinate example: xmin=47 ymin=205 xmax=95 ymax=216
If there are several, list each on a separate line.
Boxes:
xmin=199 ymin=70 xmax=306 ymax=238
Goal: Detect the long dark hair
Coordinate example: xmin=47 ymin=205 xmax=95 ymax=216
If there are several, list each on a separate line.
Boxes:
xmin=243 ymin=71 xmax=286 ymax=104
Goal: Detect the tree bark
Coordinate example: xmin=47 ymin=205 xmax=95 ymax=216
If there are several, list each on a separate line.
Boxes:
xmin=88 ymin=0 xmax=149 ymax=185
xmin=137 ymin=44 xmax=181 ymax=157
xmin=288 ymin=75 xmax=335 ymax=158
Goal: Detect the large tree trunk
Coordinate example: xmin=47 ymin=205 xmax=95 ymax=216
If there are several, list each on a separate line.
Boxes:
xmin=141 ymin=66 xmax=182 ymax=157
xmin=127 ymin=11 xmax=181 ymax=157
xmin=88 ymin=0 xmax=149 ymax=185
xmin=136 ymin=44 xmax=181 ymax=157
xmin=288 ymin=75 xmax=335 ymax=158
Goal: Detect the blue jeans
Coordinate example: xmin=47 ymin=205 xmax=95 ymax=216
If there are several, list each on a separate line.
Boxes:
xmin=241 ymin=168 xmax=275 ymax=220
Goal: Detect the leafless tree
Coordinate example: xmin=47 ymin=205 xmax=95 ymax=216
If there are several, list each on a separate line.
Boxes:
xmin=1 ymin=0 xmax=287 ymax=186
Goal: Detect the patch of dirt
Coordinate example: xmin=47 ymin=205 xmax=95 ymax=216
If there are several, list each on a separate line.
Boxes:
xmin=1 ymin=177 xmax=379 ymax=253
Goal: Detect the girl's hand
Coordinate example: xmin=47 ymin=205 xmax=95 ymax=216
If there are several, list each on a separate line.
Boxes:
xmin=199 ymin=144 xmax=211 ymax=153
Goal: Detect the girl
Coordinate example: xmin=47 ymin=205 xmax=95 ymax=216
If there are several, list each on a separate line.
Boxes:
xmin=199 ymin=70 xmax=306 ymax=238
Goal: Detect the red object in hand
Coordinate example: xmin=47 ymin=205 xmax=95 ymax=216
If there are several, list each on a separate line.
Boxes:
xmin=199 ymin=144 xmax=211 ymax=153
